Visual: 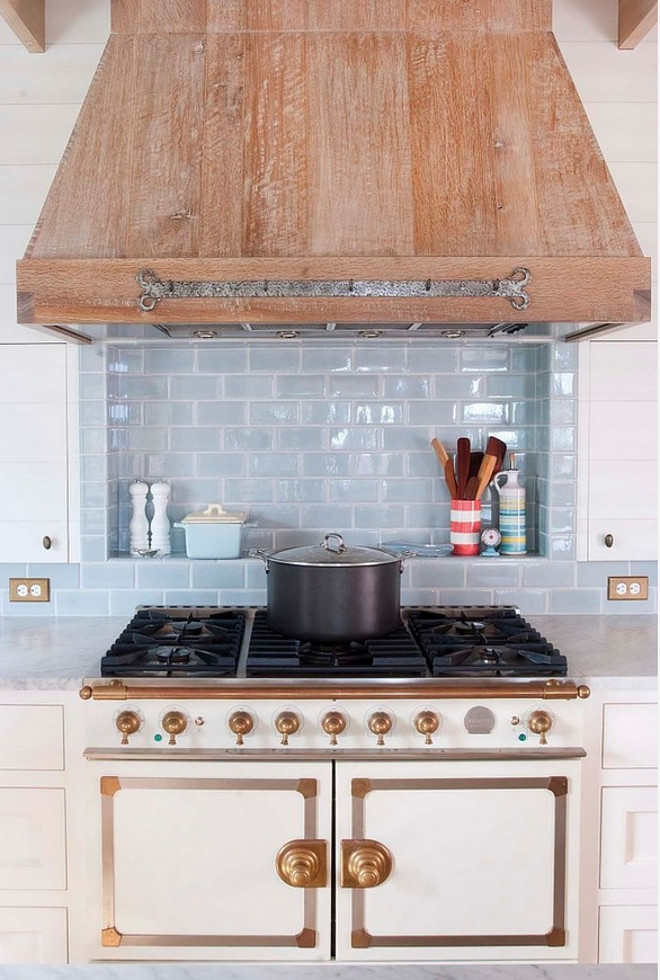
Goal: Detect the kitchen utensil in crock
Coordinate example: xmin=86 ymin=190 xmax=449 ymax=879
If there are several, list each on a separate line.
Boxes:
xmin=431 ymin=438 xmax=458 ymax=497
xmin=456 ymin=437 xmax=471 ymax=500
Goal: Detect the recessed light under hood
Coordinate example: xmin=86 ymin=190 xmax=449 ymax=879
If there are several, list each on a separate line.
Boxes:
xmin=16 ymin=0 xmax=651 ymax=340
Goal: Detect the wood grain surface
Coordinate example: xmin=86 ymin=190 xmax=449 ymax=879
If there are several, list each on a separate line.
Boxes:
xmin=20 ymin=0 xmax=651 ymax=324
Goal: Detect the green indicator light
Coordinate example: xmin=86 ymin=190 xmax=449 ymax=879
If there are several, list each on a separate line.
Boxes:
xmin=154 ymin=733 xmax=163 ymax=742
xmin=518 ymin=733 xmax=527 ymax=741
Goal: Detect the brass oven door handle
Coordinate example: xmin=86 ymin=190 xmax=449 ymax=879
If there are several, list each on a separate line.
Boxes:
xmin=275 ymin=839 xmax=328 ymax=888
xmin=340 ymin=839 xmax=393 ymax=888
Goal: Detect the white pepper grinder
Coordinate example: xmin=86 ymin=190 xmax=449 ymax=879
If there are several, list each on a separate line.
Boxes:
xmin=150 ymin=482 xmax=172 ymax=555
xmin=128 ymin=481 xmax=150 ymax=553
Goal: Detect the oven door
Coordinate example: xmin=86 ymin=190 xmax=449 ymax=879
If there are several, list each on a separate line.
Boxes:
xmin=84 ymin=760 xmax=332 ymax=962
xmin=335 ymin=758 xmax=582 ymax=961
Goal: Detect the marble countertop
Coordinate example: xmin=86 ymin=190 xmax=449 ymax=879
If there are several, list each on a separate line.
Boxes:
xmin=0 ymin=614 xmax=655 ymax=690
xmin=0 ymin=963 xmax=655 ymax=979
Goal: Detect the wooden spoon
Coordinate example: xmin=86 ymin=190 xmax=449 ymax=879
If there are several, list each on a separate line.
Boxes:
xmin=486 ymin=436 xmax=507 ymax=474
xmin=465 ymin=451 xmax=484 ymax=500
xmin=473 ymin=452 xmax=499 ymax=502
xmin=430 ymin=438 xmax=458 ymax=498
xmin=456 ymin=438 xmax=471 ymax=500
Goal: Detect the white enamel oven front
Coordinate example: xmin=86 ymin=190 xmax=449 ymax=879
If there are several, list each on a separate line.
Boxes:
xmin=80 ymin=716 xmax=584 ymax=962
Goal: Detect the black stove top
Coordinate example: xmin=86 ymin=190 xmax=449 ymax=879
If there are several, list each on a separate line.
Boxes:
xmin=99 ymin=605 xmax=567 ymax=679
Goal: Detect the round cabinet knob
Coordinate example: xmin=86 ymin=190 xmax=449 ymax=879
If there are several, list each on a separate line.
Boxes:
xmin=367 ymin=711 xmax=393 ymax=746
xmin=42 ymin=535 xmax=52 ymax=550
xmin=161 ymin=710 xmax=188 ymax=745
xmin=115 ymin=709 xmax=141 ymax=745
xmin=274 ymin=710 xmax=301 ymax=746
xmin=604 ymin=533 xmax=614 ymax=548
xmin=413 ymin=710 xmax=440 ymax=745
xmin=526 ymin=709 xmax=554 ymax=745
xmin=320 ymin=710 xmax=347 ymax=745
xmin=227 ymin=710 xmax=254 ymax=746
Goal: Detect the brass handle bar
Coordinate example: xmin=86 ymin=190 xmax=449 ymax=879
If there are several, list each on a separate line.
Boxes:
xmin=80 ymin=681 xmax=590 ymax=701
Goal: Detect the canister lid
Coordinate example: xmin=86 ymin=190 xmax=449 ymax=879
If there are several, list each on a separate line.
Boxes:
xmin=180 ymin=504 xmax=248 ymax=524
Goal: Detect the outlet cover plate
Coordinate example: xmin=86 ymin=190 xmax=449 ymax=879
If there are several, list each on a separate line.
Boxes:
xmin=607 ymin=576 xmax=649 ymax=601
xmin=9 ymin=578 xmax=51 ymax=602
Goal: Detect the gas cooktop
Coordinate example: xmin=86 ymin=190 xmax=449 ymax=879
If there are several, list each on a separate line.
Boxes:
xmin=100 ymin=606 xmax=568 ymax=680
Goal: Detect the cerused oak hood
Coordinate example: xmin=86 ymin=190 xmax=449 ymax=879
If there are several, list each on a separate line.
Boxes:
xmin=16 ymin=0 xmax=652 ymax=341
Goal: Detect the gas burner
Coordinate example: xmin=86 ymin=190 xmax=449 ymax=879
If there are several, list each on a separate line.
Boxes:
xmin=407 ymin=607 xmax=568 ymax=678
xmin=100 ymin=607 xmax=246 ymax=677
xmin=245 ymin=611 xmax=428 ymax=678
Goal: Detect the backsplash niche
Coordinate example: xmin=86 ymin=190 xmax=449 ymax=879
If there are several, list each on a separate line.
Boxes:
xmin=79 ymin=339 xmax=578 ymax=563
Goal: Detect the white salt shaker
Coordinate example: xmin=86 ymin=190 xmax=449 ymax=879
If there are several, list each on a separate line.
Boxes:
xmin=150 ymin=482 xmax=172 ymax=555
xmin=128 ymin=481 xmax=150 ymax=552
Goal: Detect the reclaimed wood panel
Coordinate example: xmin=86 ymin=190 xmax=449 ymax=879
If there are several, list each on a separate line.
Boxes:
xmin=242 ymin=33 xmax=307 ymax=256
xmin=407 ymin=0 xmax=551 ymax=32
xmin=200 ymin=33 xmax=245 ymax=257
xmin=16 ymin=256 xmax=651 ymax=325
xmin=408 ymin=34 xmax=498 ymax=255
xmin=110 ymin=0 xmax=133 ymax=33
xmin=0 ymin=0 xmax=44 ymax=52
xmin=532 ymin=34 xmax=642 ymax=255
xmin=138 ymin=0 xmax=207 ymax=34
xmin=27 ymin=36 xmax=135 ymax=258
xmin=208 ymin=0 xmax=307 ymax=33
xmin=126 ymin=35 xmax=206 ymax=258
xmin=619 ymin=0 xmax=658 ymax=48
xmin=306 ymin=33 xmax=413 ymax=256
xmin=305 ymin=0 xmax=403 ymax=32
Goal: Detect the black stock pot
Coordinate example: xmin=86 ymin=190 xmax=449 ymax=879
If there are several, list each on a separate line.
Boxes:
xmin=256 ymin=532 xmax=405 ymax=643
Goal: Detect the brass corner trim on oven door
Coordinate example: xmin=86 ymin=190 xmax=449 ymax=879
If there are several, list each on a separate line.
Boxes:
xmin=276 ymin=840 xmax=328 ymax=888
xmin=101 ymin=927 xmax=122 ymax=947
xmin=296 ymin=927 xmax=317 ymax=948
xmin=100 ymin=776 xmax=121 ymax=797
xmin=79 ymin=680 xmax=591 ymax=701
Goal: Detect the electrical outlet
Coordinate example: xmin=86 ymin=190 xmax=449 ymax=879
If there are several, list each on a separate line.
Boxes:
xmin=9 ymin=578 xmax=51 ymax=602
xmin=607 ymin=576 xmax=649 ymax=601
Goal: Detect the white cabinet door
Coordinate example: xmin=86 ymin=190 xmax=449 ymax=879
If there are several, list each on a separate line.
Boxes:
xmin=599 ymin=905 xmax=658 ymax=963
xmin=578 ymin=340 xmax=658 ymax=562
xmin=0 ymin=788 xmax=66 ymax=890
xmin=90 ymin=761 xmax=332 ymax=961
xmin=0 ymin=705 xmax=64 ymax=770
xmin=0 ymin=907 xmax=68 ymax=963
xmin=600 ymin=786 xmax=658 ymax=890
xmin=335 ymin=760 xmax=582 ymax=961
xmin=0 ymin=344 xmax=69 ymax=562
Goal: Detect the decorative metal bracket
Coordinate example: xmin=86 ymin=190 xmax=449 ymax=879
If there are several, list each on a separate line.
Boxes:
xmin=136 ymin=268 xmax=531 ymax=312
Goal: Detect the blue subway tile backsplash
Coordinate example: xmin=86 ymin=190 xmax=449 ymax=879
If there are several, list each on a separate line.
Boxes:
xmin=33 ymin=337 xmax=649 ymax=617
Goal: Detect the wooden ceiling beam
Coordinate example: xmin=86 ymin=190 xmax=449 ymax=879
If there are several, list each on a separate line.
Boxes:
xmin=0 ymin=0 xmax=44 ymax=52
xmin=618 ymin=0 xmax=657 ymax=48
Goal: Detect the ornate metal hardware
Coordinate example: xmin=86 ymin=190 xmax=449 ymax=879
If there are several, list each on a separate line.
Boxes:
xmin=340 ymin=839 xmax=393 ymax=888
xmin=136 ymin=268 xmax=532 ymax=312
xmin=276 ymin=839 xmax=328 ymax=888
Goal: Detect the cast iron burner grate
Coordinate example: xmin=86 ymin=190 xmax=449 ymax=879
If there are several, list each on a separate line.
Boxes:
xmin=406 ymin=607 xmax=567 ymax=677
xmin=245 ymin=610 xmax=428 ymax=678
xmin=100 ymin=607 xmax=245 ymax=677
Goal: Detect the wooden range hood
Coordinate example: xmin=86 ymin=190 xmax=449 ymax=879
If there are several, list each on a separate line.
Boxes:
xmin=16 ymin=0 xmax=651 ymax=339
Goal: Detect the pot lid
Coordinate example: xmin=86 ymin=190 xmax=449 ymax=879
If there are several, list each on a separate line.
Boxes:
xmin=180 ymin=504 xmax=247 ymax=524
xmin=268 ymin=533 xmax=400 ymax=567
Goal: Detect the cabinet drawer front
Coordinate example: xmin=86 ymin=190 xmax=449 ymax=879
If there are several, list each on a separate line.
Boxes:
xmin=0 ymin=788 xmax=66 ymax=890
xmin=588 ymin=520 xmax=658 ymax=561
xmin=600 ymin=786 xmax=658 ymax=890
xmin=588 ymin=462 xmax=658 ymax=520
xmin=0 ymin=907 xmax=67 ymax=964
xmin=602 ymin=703 xmax=658 ymax=769
xmin=599 ymin=905 xmax=658 ymax=964
xmin=0 ymin=705 xmax=64 ymax=769
xmin=0 ymin=522 xmax=68 ymax=563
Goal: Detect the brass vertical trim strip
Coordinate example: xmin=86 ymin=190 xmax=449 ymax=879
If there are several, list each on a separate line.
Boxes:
xmin=100 ymin=787 xmax=118 ymax=942
xmin=349 ymin=775 xmax=570 ymax=949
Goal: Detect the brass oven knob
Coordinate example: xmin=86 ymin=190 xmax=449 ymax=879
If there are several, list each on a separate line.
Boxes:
xmin=228 ymin=710 xmax=254 ymax=746
xmin=413 ymin=710 xmax=440 ymax=745
xmin=320 ymin=710 xmax=347 ymax=745
xmin=115 ymin=710 xmax=141 ymax=745
xmin=367 ymin=711 xmax=393 ymax=746
xmin=161 ymin=710 xmax=188 ymax=745
xmin=274 ymin=710 xmax=300 ymax=745
xmin=527 ymin=709 xmax=554 ymax=745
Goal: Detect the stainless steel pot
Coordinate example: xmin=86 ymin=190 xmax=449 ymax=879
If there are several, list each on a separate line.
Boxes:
xmin=256 ymin=532 xmax=405 ymax=643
